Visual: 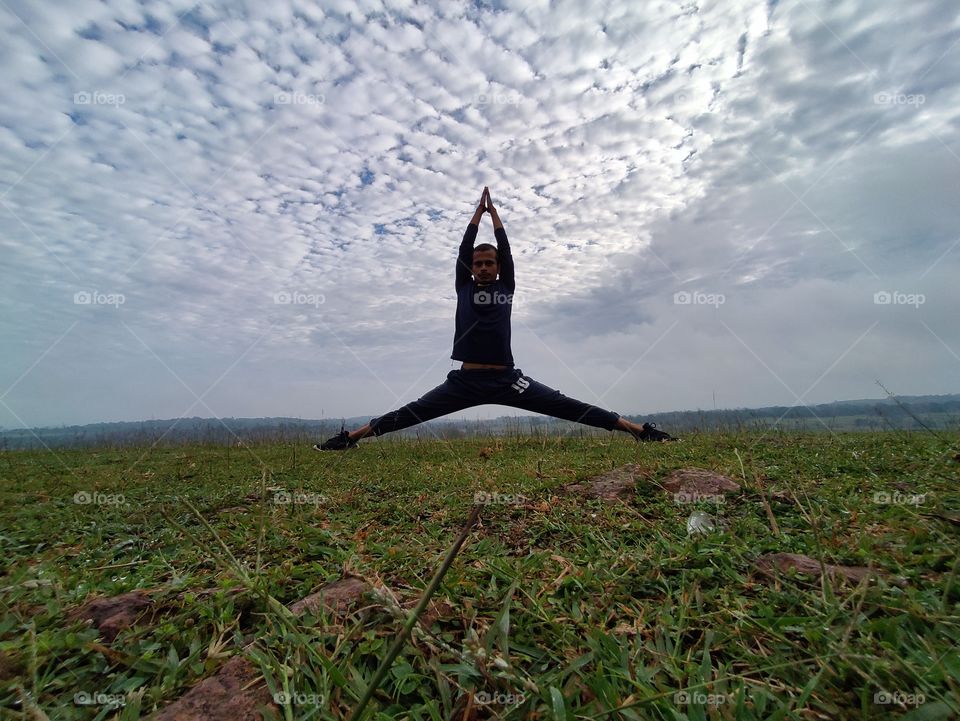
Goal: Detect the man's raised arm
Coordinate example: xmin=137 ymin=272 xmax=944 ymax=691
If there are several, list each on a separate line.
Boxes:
xmin=456 ymin=188 xmax=488 ymax=290
xmin=486 ymin=191 xmax=514 ymax=293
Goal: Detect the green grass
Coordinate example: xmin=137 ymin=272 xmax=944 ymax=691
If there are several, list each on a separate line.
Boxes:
xmin=1 ymin=431 xmax=958 ymax=720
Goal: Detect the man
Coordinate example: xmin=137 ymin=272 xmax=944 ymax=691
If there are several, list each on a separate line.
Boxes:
xmin=316 ymin=187 xmax=677 ymax=450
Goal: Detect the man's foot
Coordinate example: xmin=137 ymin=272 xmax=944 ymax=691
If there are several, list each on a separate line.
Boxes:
xmin=632 ymin=422 xmax=679 ymax=442
xmin=314 ymin=429 xmax=359 ymax=451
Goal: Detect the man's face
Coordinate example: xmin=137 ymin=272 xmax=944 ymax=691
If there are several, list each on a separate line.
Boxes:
xmin=472 ymin=249 xmax=498 ymax=284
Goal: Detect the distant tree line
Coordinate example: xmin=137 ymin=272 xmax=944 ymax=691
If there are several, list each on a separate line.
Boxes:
xmin=1 ymin=395 xmax=957 ymax=449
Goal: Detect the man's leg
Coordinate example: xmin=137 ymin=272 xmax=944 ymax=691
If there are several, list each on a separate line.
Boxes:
xmin=489 ymin=369 xmax=676 ymax=440
xmin=330 ymin=370 xmax=485 ymax=445
xmin=490 ymin=370 xmax=620 ymax=430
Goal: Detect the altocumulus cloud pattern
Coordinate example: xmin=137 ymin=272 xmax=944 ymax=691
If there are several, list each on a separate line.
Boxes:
xmin=1 ymin=0 xmax=959 ymax=428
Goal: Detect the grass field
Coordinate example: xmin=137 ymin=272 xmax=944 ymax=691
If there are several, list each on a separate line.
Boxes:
xmin=1 ymin=431 xmax=958 ymax=720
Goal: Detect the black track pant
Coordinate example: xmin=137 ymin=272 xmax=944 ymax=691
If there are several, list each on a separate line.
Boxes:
xmin=369 ymin=367 xmax=621 ymax=436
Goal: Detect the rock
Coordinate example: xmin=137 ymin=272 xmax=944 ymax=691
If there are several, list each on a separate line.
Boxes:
xmin=149 ymin=576 xmax=369 ymax=720
xmin=404 ymin=598 xmax=456 ymax=630
xmin=0 ymin=650 xmax=21 ymax=682
xmin=67 ymin=590 xmax=155 ymax=643
xmin=565 ymin=464 xmax=643 ymax=500
xmin=288 ymin=576 xmax=369 ymax=618
xmin=147 ymin=656 xmax=274 ymax=721
xmin=660 ymin=468 xmax=741 ymax=499
xmin=755 ymin=553 xmax=876 ymax=584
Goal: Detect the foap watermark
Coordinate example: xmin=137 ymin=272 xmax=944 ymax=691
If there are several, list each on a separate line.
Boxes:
xmin=674 ymin=491 xmax=725 ymax=505
xmin=675 ymin=690 xmax=728 ymax=706
xmin=873 ymin=491 xmax=926 ymax=506
xmin=274 ymin=691 xmax=323 ymax=706
xmin=874 ymin=690 xmax=925 ymax=706
xmin=473 ymin=289 xmax=524 ymax=306
xmin=873 ymin=291 xmax=924 ymax=307
xmin=275 ymin=91 xmax=325 ymax=106
xmin=73 ymin=91 xmax=125 ymax=107
xmin=473 ymin=691 xmax=526 ymax=706
xmin=477 ymin=92 xmax=523 ymax=105
xmin=274 ymin=291 xmax=325 ymax=307
xmin=74 ymin=691 xmax=126 ymax=709
xmin=674 ymin=290 xmax=725 ymax=307
xmin=74 ymin=491 xmax=126 ymax=506
xmin=474 ymin=491 xmax=526 ymax=505
xmin=74 ymin=290 xmax=125 ymax=307
xmin=873 ymin=92 xmax=925 ymax=107
xmin=273 ymin=490 xmax=328 ymax=506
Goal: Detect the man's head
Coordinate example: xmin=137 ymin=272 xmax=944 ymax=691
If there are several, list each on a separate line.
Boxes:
xmin=472 ymin=244 xmax=498 ymax=284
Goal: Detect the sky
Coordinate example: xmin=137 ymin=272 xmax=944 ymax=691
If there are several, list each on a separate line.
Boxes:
xmin=1 ymin=0 xmax=959 ymax=431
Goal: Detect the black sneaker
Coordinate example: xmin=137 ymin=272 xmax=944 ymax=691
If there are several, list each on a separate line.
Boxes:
xmin=314 ymin=429 xmax=359 ymax=451
xmin=632 ymin=422 xmax=679 ymax=442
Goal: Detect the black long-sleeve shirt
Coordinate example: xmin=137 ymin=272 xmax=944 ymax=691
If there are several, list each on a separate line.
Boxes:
xmin=451 ymin=222 xmax=515 ymax=365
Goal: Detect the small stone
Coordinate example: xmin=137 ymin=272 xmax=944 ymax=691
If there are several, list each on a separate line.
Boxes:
xmin=565 ymin=464 xmax=643 ymax=500
xmin=288 ymin=576 xmax=369 ymax=618
xmin=755 ymin=553 xmax=876 ymax=584
xmin=147 ymin=656 xmax=274 ymax=720
xmin=67 ymin=590 xmax=155 ymax=643
xmin=661 ymin=468 xmax=741 ymax=498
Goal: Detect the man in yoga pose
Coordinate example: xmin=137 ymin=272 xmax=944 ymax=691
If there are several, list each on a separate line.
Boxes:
xmin=316 ymin=187 xmax=677 ymax=450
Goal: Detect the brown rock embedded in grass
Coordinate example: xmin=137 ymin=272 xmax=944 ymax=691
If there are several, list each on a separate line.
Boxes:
xmin=149 ymin=577 xmax=370 ymax=720
xmin=756 ymin=553 xmax=876 ymax=584
xmin=402 ymin=597 xmax=456 ymax=630
xmin=288 ymin=575 xmax=370 ymax=618
xmin=0 ymin=650 xmax=21 ymax=683
xmin=67 ymin=590 xmax=155 ymax=643
xmin=147 ymin=655 xmax=274 ymax=721
xmin=69 ymin=586 xmax=249 ymax=644
xmin=660 ymin=468 xmax=741 ymax=498
xmin=565 ymin=464 xmax=644 ymax=500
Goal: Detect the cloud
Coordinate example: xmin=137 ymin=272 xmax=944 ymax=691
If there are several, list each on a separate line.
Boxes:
xmin=1 ymin=0 xmax=958 ymax=429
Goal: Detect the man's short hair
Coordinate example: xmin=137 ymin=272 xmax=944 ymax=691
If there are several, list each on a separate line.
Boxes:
xmin=473 ymin=243 xmax=498 ymax=261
